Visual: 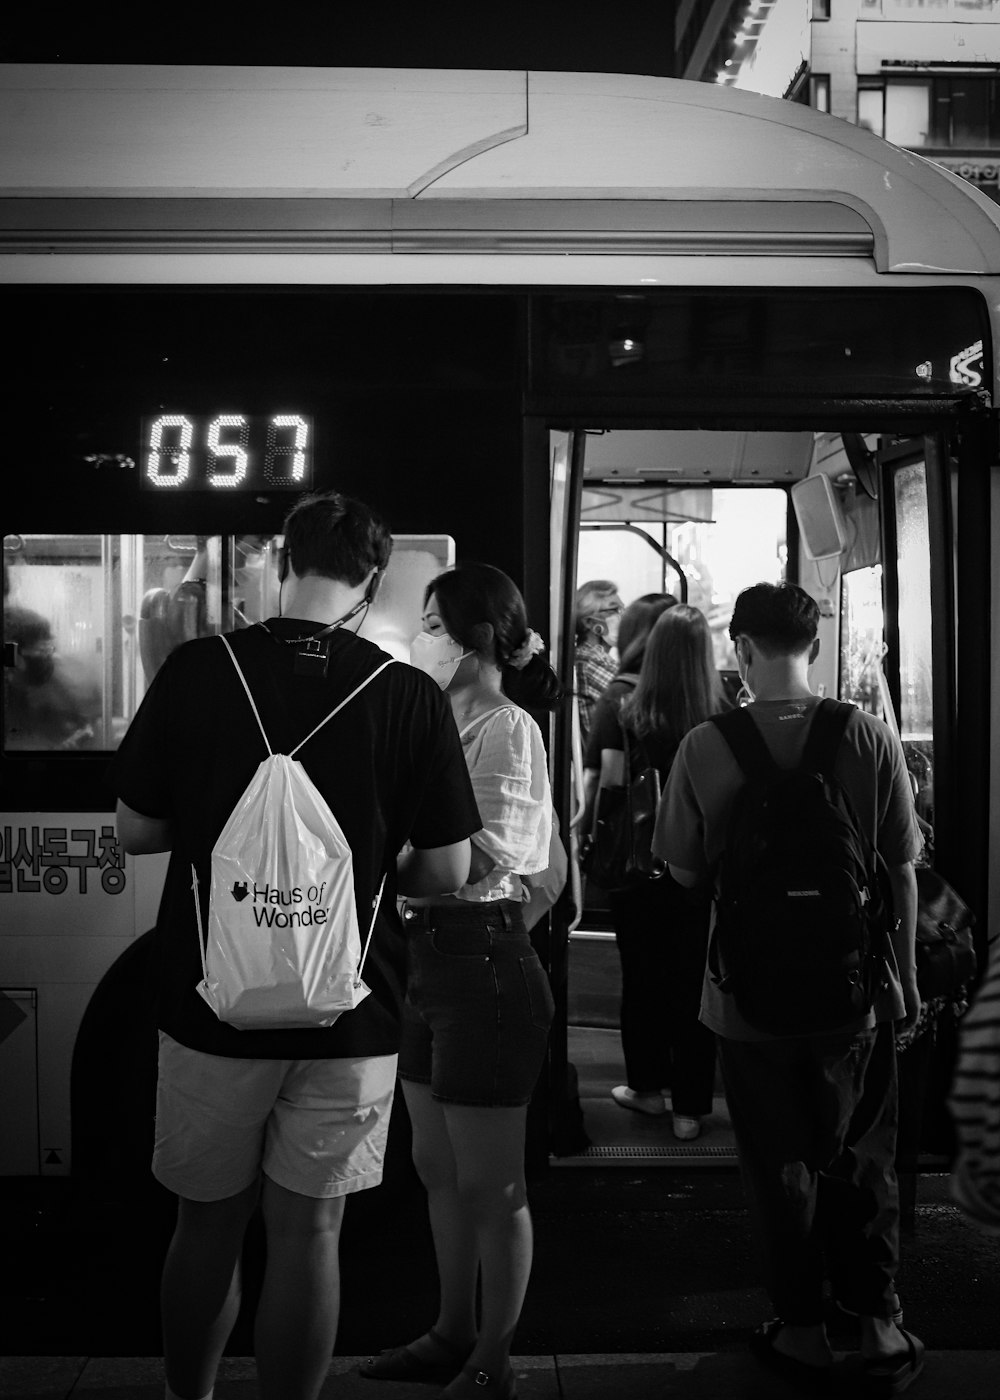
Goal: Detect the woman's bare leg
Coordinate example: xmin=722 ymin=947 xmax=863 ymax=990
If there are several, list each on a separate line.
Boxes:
xmin=400 ymin=1080 xmax=479 ymax=1355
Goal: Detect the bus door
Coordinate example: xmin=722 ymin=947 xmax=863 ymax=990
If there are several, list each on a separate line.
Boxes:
xmin=543 ymin=427 xmax=796 ymax=1162
xmin=541 ymin=416 xmax=992 ymax=1172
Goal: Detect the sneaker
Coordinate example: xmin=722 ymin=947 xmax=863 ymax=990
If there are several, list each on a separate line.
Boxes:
xmin=672 ymin=1114 xmax=701 ymax=1141
xmin=611 ymin=1086 xmax=667 ymax=1116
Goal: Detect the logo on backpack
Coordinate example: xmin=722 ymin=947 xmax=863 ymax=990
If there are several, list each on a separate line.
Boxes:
xmin=235 ymin=881 xmax=330 ymax=926
xmin=192 ymin=636 xmax=393 ymax=1031
xmin=708 ymin=699 xmax=894 ymax=1036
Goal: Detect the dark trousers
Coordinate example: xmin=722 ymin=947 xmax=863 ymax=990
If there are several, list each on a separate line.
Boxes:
xmin=719 ymin=1021 xmax=901 ymax=1325
xmin=608 ymin=878 xmax=717 ymax=1117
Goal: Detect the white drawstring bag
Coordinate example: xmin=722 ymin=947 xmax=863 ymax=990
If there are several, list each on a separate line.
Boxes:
xmin=193 ymin=637 xmax=392 ymax=1030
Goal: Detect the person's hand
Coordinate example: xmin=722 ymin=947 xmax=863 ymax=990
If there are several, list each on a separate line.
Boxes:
xmin=896 ymin=972 xmax=922 ymax=1035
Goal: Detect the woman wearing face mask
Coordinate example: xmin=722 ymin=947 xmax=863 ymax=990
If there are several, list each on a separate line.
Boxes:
xmin=573 ymin=579 xmax=623 ymax=746
xmin=361 ymin=563 xmax=560 ymax=1400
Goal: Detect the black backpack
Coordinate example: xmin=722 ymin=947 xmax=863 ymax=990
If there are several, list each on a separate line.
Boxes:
xmin=708 ymin=699 xmax=893 ymax=1036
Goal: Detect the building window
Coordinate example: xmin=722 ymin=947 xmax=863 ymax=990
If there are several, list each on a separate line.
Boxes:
xmin=858 ymin=86 xmax=884 ymax=136
xmin=862 ymin=0 xmax=1000 ymax=15
xmin=859 ymin=76 xmax=1000 ymax=148
xmin=811 ymin=75 xmax=831 ymax=112
xmin=949 ymin=80 xmax=994 ymax=145
xmin=813 ymin=0 xmax=832 ymax=16
xmin=886 ymin=82 xmax=931 ymax=147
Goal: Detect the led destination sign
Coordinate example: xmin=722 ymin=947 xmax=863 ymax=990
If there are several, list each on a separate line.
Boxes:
xmin=141 ymin=413 xmax=313 ymax=490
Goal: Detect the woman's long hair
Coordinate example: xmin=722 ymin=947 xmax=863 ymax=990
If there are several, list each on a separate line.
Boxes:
xmin=426 ymin=562 xmax=561 ymax=711
xmin=616 ymin=593 xmax=678 ymax=675
xmin=621 ymin=604 xmax=726 ymax=747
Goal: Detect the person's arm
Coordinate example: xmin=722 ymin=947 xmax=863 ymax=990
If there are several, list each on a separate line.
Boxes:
xmin=577 ymin=692 xmax=625 ymax=834
xmin=459 ymin=713 xmax=549 ymax=882
xmin=397 ymin=839 xmax=472 ymax=896
xmin=887 ymin=860 xmax=920 ymax=1032
xmin=654 ymin=736 xmax=709 ymax=890
xmin=575 ymin=767 xmax=600 ymax=833
xmin=466 ymin=839 xmax=497 ymax=884
xmin=116 ymin=799 xmax=173 ymax=854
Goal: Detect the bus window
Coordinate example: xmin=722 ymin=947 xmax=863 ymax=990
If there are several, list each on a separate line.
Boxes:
xmin=3 ymin=532 xmax=451 ymax=753
xmin=577 ymin=487 xmax=787 ymax=671
xmin=839 ymin=564 xmax=884 ymax=716
xmin=893 ymin=462 xmax=934 ymax=830
xmin=3 ymin=533 xmax=282 ymax=753
xmin=3 ymin=534 xmax=105 ymax=751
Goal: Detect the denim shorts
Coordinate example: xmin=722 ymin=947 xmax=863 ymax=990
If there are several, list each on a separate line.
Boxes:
xmin=398 ymin=900 xmax=554 ymax=1107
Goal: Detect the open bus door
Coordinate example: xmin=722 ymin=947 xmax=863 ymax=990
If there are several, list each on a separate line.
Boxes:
xmin=538 ymin=413 xmax=994 ymax=1177
xmin=539 ymin=429 xmax=590 ymax=1158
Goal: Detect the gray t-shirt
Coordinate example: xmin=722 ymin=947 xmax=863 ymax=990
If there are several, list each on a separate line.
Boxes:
xmin=654 ymin=696 xmax=923 ymax=1041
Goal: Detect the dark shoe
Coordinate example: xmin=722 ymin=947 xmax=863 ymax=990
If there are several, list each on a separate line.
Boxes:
xmin=359 ymin=1329 xmax=471 ymax=1384
xmin=834 ymin=1295 xmax=904 ymax=1327
xmin=438 ymin=1365 xmax=517 ymax=1400
xmin=748 ymin=1319 xmax=834 ymax=1394
xmin=862 ymin=1329 xmax=925 ymax=1398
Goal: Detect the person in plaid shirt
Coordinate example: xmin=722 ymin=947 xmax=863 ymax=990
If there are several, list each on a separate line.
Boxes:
xmin=573 ymin=579 xmax=622 ymax=746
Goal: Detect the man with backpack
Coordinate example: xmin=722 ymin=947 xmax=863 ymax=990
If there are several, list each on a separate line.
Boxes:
xmin=111 ymin=491 xmax=480 ymax=1400
xmin=655 ymin=581 xmax=925 ymax=1397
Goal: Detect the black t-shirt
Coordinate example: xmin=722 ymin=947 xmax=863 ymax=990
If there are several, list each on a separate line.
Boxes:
xmin=108 ymin=620 xmax=481 ymax=1059
xmin=583 ymin=676 xmax=680 ymax=781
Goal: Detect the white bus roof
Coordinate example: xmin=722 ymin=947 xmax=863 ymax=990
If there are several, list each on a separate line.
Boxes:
xmin=3 ymin=65 xmax=1000 ymax=275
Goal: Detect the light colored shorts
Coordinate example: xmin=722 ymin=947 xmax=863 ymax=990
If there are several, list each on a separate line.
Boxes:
xmin=153 ymin=1031 xmax=397 ymax=1202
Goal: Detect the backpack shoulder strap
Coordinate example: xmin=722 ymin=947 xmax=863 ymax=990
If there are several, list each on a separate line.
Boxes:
xmin=709 ymin=706 xmax=777 ymax=783
xmin=289 ymin=659 xmax=395 ymax=757
xmin=220 ymin=635 xmax=272 ymax=756
xmin=801 ymin=698 xmax=855 ymax=776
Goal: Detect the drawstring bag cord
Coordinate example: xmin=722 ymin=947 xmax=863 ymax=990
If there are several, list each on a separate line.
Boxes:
xmin=193 ymin=638 xmax=394 ymax=989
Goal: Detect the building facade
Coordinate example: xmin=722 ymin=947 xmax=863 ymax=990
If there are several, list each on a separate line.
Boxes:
xmin=677 ymin=0 xmax=1000 ymax=205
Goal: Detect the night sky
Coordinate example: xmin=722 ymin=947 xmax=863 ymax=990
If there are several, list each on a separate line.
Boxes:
xmin=2 ymin=2 xmax=679 ymax=75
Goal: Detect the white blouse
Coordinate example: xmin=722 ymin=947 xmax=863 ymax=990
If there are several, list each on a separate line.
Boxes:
xmin=455 ymin=704 xmax=552 ymax=904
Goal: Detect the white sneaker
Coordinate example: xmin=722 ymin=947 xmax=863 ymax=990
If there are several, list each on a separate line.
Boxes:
xmin=611 ymin=1086 xmax=667 ymax=1116
xmin=672 ymin=1114 xmax=701 ymax=1141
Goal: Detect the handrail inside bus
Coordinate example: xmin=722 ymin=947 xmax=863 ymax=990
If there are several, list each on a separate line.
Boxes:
xmin=580 ymin=522 xmax=688 ymax=603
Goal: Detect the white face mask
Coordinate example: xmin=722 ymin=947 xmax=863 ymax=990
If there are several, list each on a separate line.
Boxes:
xmin=409 ymin=631 xmax=472 ymax=690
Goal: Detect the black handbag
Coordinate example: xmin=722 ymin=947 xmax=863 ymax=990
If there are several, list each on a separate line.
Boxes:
xmin=914 ymin=867 xmax=977 ymax=1001
xmin=583 ymin=725 xmax=665 ymax=889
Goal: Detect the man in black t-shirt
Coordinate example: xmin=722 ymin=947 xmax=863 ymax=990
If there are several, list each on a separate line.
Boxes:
xmin=111 ymin=491 xmax=480 ymax=1400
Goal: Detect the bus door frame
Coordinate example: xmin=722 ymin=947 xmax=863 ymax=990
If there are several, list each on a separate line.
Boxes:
xmin=525 ymin=395 xmax=994 ymax=1167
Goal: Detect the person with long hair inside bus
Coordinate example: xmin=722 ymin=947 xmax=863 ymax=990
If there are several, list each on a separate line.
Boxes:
xmin=361 ymin=563 xmax=559 ymax=1400
xmin=583 ymin=604 xmax=727 ymax=1138
xmin=577 ymin=592 xmax=677 ymax=837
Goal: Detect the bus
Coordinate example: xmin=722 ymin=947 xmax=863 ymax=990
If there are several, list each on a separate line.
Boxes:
xmin=1 ymin=64 xmax=997 ymax=1182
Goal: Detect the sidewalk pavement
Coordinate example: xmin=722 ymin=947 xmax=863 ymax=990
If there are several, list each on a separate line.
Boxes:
xmin=3 ymin=1351 xmax=999 ymax=1400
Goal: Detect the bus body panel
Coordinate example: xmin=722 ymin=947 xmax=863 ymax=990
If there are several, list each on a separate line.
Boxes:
xmin=1 ymin=66 xmax=998 ymax=1174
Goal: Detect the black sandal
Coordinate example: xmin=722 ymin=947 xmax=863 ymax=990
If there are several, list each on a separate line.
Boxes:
xmin=359 ymin=1328 xmax=471 ymax=1384
xmin=748 ymin=1319 xmax=834 ymax=1394
xmin=862 ymin=1329 xmax=925 ymax=1398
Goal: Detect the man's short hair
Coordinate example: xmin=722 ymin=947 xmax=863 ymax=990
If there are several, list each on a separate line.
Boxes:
xmin=282 ymin=491 xmax=392 ymax=586
xmin=729 ymin=582 xmax=819 ymax=657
